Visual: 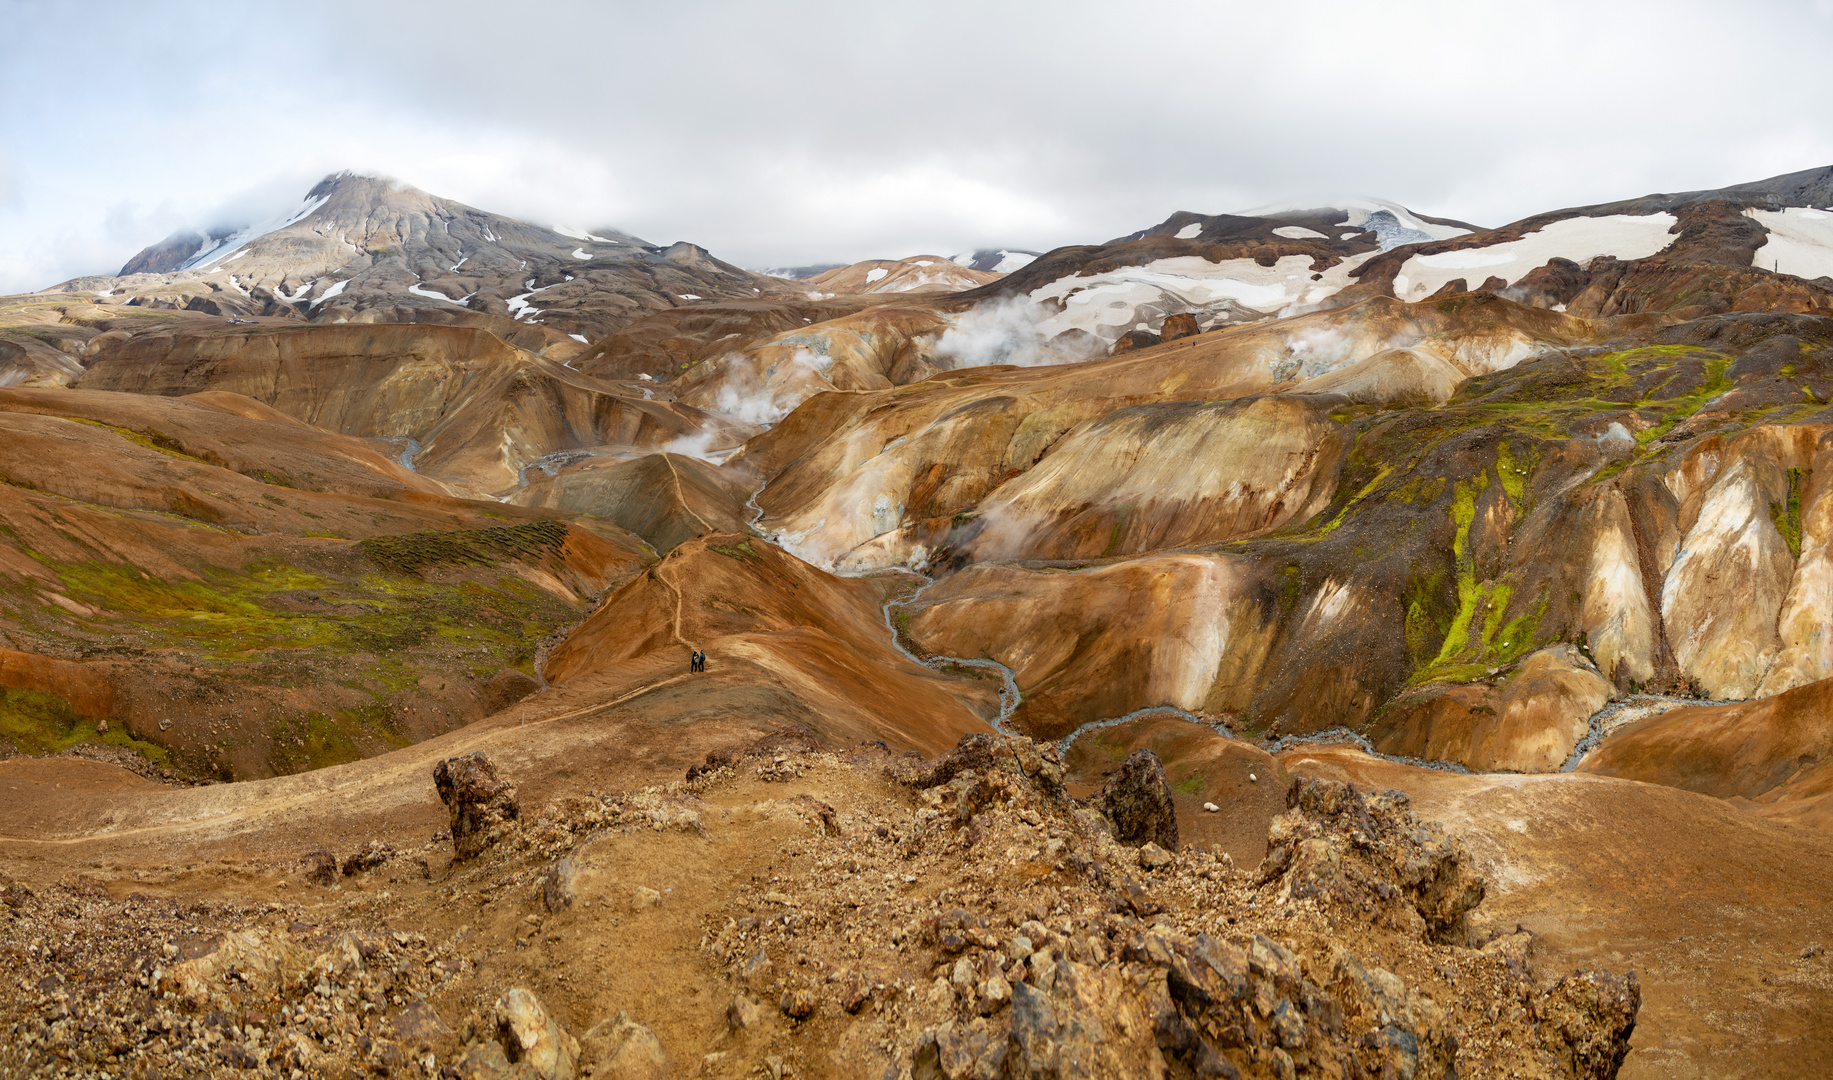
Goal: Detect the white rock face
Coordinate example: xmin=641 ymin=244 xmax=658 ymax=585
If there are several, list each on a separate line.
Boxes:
xmin=1661 ymin=456 xmax=1794 ymax=699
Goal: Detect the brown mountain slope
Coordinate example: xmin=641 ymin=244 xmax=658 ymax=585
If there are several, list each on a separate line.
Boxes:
xmin=0 ymin=386 xmax=652 ymax=780
xmin=75 ymin=322 xmax=755 ymax=494
xmin=802 ymin=256 xmax=1001 ymax=296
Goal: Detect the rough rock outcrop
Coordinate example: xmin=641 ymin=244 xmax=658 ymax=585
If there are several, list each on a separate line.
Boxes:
xmin=1097 ymin=749 xmax=1180 ymax=850
xmin=1257 ymin=778 xmax=1485 ymax=944
xmin=434 ymin=751 xmax=522 ymax=860
xmin=578 ymin=1012 xmax=669 ymax=1079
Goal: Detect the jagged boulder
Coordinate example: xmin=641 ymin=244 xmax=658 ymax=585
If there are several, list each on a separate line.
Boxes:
xmin=579 ymin=1012 xmax=669 ymax=1079
xmin=1533 ymin=970 xmax=1642 ymax=1079
xmin=889 ymin=732 xmax=1069 ymax=809
xmin=433 ymin=752 xmax=521 ymax=860
xmin=497 ymin=988 xmax=580 ymax=1079
xmin=1257 ymin=778 xmax=1484 ymax=944
xmin=1098 ymin=749 xmax=1179 ymax=850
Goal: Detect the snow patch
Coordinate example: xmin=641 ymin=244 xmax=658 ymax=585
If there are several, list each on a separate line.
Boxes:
xmin=572 ymin=248 xmax=592 ymax=260
xmin=990 ymin=251 xmax=1034 ymax=273
xmin=182 ymin=192 xmax=331 ymax=270
xmin=450 ymin=256 xmax=468 ymax=272
xmin=1030 ymin=251 xmax=1375 ymax=341
xmin=864 ymin=267 xmax=889 ymax=284
xmin=1239 ymin=197 xmax=1469 ymax=249
xmin=1272 ymin=225 xmax=1328 ymax=240
xmin=678 ymin=294 xmax=702 ymax=301
xmin=569 ymin=333 xmax=588 ymax=344
xmin=1175 ymin=223 xmax=1204 ymax=240
xmin=407 ymin=282 xmax=463 ymax=304
xmin=1392 ymin=213 xmax=1678 ymax=300
xmin=309 ymin=279 xmax=349 ymax=307
xmin=1747 ymin=207 xmax=1833 ymax=280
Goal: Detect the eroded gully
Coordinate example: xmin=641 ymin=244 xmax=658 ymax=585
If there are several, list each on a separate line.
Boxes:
xmin=739 ymin=480 xmax=1752 ymax=777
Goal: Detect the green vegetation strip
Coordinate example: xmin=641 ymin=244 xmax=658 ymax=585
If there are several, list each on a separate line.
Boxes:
xmin=357 ymin=519 xmax=569 ymax=576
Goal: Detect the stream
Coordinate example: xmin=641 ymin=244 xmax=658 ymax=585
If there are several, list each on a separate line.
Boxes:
xmin=740 ymin=478 xmax=1738 ymax=777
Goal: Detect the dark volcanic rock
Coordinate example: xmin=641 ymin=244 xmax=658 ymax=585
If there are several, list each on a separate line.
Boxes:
xmin=433 ymin=751 xmax=521 ymax=860
xmin=1532 ymin=969 xmax=1642 ymax=1079
xmin=1258 ymin=778 xmax=1485 ymax=944
xmin=1159 ymin=312 xmax=1200 ymax=342
xmin=1109 ymin=329 xmax=1162 ymax=356
xmin=1098 ymin=748 xmax=1179 ymax=850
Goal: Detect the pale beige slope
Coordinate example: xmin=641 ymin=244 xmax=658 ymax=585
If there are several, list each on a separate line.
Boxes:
xmin=744 ymin=294 xmax=1587 ymax=570
xmin=962 ymin=394 xmax=1347 ymax=561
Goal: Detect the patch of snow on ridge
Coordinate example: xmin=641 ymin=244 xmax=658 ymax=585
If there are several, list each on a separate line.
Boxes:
xmin=1175 ymin=223 xmax=1203 ymax=240
xmin=308 ymin=279 xmax=348 ymax=307
xmin=569 ymin=333 xmax=588 ymax=344
xmin=182 ymin=193 xmax=331 ymax=270
xmin=1747 ymin=207 xmax=1833 ymax=280
xmin=1273 ymin=225 xmax=1329 ymax=240
xmin=1392 ymin=213 xmax=1678 ymax=300
xmin=864 ymin=267 xmax=889 ymax=284
xmin=407 ymin=282 xmax=463 ymax=303
xmin=572 ymin=248 xmax=591 ymax=260
xmin=1242 ymin=197 xmax=1469 ymax=245
xmin=678 ymin=294 xmax=702 ymax=300
xmin=990 ymin=251 xmax=1034 ymax=273
xmin=1029 ymin=252 xmax=1375 ymax=341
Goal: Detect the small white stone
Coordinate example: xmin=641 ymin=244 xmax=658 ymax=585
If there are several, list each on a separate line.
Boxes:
xmin=1202 ymin=802 xmax=1220 ymax=813
xmin=1248 ymin=773 xmax=1258 ymax=783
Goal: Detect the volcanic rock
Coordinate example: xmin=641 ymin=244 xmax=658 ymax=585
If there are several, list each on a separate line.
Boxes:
xmin=1098 ymin=749 xmax=1179 ymax=850
xmin=579 ymin=1012 xmax=669 ymax=1080
xmin=434 ymin=751 xmax=522 ymax=860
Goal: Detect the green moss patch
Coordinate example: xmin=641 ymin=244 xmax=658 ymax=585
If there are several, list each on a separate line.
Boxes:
xmin=0 ymin=686 xmax=169 ymax=764
xmin=357 ymin=519 xmax=569 ymax=576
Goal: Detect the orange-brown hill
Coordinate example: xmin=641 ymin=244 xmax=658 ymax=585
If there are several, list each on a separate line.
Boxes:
xmin=542 ymin=533 xmax=996 ymax=758
xmin=0 ymin=385 xmax=651 ymax=781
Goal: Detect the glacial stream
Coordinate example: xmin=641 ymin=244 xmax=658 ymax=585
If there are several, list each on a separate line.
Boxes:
xmin=745 ymin=477 xmax=1230 ymax=754
xmin=740 ymin=478 xmax=1737 ymax=778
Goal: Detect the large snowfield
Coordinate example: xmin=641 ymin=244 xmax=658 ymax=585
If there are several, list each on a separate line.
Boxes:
xmin=1029 ymin=251 xmax=1375 ymax=339
xmin=1391 ymin=213 xmax=1678 ymax=300
xmin=1747 ymin=207 xmax=1833 ymax=280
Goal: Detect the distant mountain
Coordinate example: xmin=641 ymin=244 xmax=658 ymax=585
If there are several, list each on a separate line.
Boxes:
xmin=58 ymin=172 xmax=793 ymax=339
xmin=966 ymin=170 xmax=1833 ymax=348
xmin=950 ymin=248 xmax=1039 ymax=274
xmin=800 ymin=256 xmax=1004 ymax=296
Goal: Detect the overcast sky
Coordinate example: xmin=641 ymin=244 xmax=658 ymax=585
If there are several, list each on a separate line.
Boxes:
xmin=4 ymin=0 xmax=1833 ymax=293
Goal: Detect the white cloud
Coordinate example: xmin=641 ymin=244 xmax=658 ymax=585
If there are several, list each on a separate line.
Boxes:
xmin=3 ymin=0 xmax=1833 ymax=293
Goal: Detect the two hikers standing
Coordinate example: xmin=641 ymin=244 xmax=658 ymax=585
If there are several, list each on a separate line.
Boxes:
xmin=690 ymin=649 xmax=706 ymax=672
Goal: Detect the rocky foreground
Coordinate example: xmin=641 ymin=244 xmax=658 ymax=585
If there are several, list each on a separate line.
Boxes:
xmin=0 ymin=732 xmax=1639 ymax=1079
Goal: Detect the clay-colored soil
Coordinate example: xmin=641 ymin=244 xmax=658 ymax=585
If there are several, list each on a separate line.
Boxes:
xmin=1281 ymin=745 xmax=1833 ymax=1079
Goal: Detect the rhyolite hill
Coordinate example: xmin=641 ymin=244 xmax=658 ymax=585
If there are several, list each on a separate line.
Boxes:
xmin=3 ymin=164 xmax=1833 ymax=1075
